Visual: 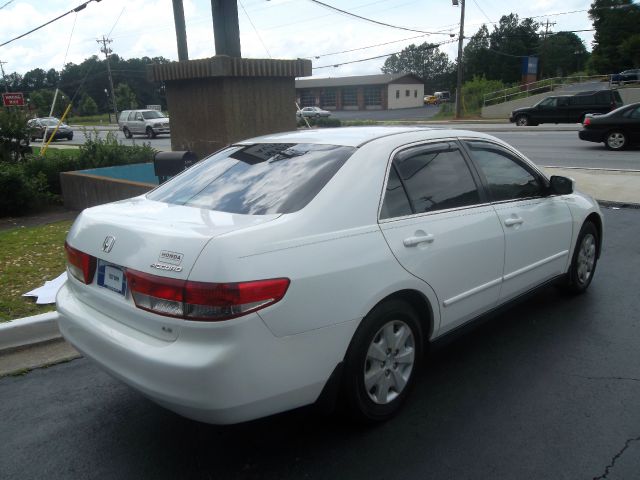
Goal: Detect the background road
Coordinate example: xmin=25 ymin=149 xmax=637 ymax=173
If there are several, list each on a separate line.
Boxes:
xmin=2 ymin=208 xmax=640 ymax=480
xmin=45 ymin=121 xmax=639 ymax=170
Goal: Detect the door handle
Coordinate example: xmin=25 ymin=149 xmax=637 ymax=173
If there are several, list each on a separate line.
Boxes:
xmin=403 ymin=234 xmax=434 ymax=247
xmin=504 ymin=217 xmax=524 ymax=227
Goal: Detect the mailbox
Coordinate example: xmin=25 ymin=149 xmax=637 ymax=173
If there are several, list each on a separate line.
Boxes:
xmin=154 ymin=151 xmax=198 ymax=183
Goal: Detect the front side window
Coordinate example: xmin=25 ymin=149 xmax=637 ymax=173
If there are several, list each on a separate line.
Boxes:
xmin=389 ymin=143 xmax=481 ymax=215
xmin=148 ymin=143 xmax=355 ymax=215
xmin=464 ymin=141 xmax=544 ymax=202
xmin=135 ymin=113 xmax=143 ymax=121
xmin=538 ymin=97 xmax=557 ymax=107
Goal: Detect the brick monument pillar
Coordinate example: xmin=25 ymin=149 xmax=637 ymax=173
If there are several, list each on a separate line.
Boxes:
xmin=147 ymin=57 xmax=311 ymax=158
xmin=150 ymin=0 xmax=312 ymax=159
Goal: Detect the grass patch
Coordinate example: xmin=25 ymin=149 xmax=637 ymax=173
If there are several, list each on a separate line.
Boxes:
xmin=66 ymin=114 xmax=114 ymax=125
xmin=30 ymin=146 xmax=81 ymax=157
xmin=0 ymin=220 xmax=71 ymax=322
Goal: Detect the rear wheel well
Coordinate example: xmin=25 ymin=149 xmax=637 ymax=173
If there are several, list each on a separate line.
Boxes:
xmin=585 ymin=213 xmax=603 ymax=258
xmin=373 ymin=290 xmax=434 ymax=343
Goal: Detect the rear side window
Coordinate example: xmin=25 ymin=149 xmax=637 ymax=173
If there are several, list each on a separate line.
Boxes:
xmin=147 ymin=143 xmax=355 ymax=215
xmin=387 ymin=142 xmax=481 ymax=215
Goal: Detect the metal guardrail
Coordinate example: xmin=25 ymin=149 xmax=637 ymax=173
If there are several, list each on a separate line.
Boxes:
xmin=483 ymin=75 xmax=610 ymax=107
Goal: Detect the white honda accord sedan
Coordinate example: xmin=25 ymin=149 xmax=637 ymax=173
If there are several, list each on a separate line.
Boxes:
xmin=57 ymin=127 xmax=603 ymax=424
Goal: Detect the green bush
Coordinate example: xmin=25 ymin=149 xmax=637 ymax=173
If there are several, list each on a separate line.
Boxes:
xmin=297 ymin=117 xmax=342 ymax=128
xmin=1 ymin=130 xmax=157 ymax=215
xmin=0 ymin=163 xmax=50 ymax=216
xmin=0 ymin=108 xmax=33 ymax=163
xmin=461 ymin=76 xmax=506 ymax=114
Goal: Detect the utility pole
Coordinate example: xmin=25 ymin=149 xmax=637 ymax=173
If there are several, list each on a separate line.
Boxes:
xmin=0 ymin=60 xmax=9 ymax=93
xmin=211 ymin=0 xmax=241 ymax=57
xmin=539 ymin=19 xmax=556 ymax=79
xmin=454 ymin=0 xmax=466 ymax=119
xmin=172 ymin=0 xmax=189 ymax=61
xmin=97 ymin=35 xmax=118 ymax=122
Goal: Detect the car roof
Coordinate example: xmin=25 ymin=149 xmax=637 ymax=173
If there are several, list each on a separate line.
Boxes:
xmin=237 ymin=126 xmax=496 ymax=148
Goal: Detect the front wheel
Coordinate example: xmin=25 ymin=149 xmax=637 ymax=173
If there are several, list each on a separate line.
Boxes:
xmin=123 ymin=127 xmax=132 ymax=139
xmin=605 ymin=130 xmax=627 ymax=150
xmin=515 ymin=114 xmax=529 ymax=126
xmin=146 ymin=127 xmax=156 ymax=139
xmin=563 ymin=221 xmax=599 ymax=294
xmin=341 ymin=299 xmax=423 ymax=423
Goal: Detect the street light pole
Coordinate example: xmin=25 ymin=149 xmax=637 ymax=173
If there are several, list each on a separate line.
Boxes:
xmin=454 ymin=0 xmax=465 ymax=119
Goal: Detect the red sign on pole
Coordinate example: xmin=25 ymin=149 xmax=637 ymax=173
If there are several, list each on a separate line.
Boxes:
xmin=2 ymin=92 xmax=25 ymax=107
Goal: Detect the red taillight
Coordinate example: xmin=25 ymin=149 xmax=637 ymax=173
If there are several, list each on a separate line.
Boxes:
xmin=583 ymin=117 xmax=591 ymax=126
xmin=65 ymin=242 xmax=97 ymax=284
xmin=125 ymin=269 xmax=290 ymax=321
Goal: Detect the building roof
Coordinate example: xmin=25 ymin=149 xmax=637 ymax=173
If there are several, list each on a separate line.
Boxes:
xmin=295 ymin=73 xmax=423 ymax=89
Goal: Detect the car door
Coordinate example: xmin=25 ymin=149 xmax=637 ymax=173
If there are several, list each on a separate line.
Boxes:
xmin=462 ymin=140 xmax=573 ymax=302
xmin=378 ymin=140 xmax=505 ymax=334
xmin=623 ymin=105 xmax=640 ymax=144
xmin=535 ymin=97 xmax=558 ymax=123
xmin=130 ymin=111 xmax=144 ymax=133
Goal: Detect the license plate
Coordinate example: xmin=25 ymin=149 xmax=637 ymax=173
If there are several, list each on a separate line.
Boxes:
xmin=97 ymin=261 xmax=126 ymax=295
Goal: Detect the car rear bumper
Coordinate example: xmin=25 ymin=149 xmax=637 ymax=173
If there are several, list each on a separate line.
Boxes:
xmin=578 ymin=129 xmax=604 ymax=143
xmin=56 ymin=282 xmax=354 ymax=424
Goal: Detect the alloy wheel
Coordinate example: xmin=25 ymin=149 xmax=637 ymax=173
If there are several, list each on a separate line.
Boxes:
xmin=607 ymin=132 xmax=625 ymax=150
xmin=576 ymin=233 xmax=596 ymax=285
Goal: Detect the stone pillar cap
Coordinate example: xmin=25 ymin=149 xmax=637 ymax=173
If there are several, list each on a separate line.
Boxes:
xmin=147 ymin=56 xmax=312 ymax=82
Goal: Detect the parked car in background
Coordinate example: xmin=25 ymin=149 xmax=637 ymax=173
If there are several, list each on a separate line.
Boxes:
xmin=510 ymin=89 xmax=624 ymax=126
xmin=27 ymin=117 xmax=73 ymax=141
xmin=118 ymin=109 xmax=170 ymax=139
xmin=424 ymin=95 xmax=438 ymax=105
xmin=434 ymin=91 xmax=451 ymax=102
xmin=57 ymin=126 xmax=602 ymax=425
xmin=296 ymin=106 xmax=331 ymax=118
xmin=579 ymin=102 xmax=640 ymax=150
xmin=611 ymin=69 xmax=640 ymax=85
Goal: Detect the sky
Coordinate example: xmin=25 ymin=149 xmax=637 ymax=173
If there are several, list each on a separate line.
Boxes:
xmin=0 ymin=0 xmax=596 ymax=79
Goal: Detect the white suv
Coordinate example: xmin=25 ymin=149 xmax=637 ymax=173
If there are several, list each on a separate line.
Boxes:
xmin=118 ymin=109 xmax=170 ymax=139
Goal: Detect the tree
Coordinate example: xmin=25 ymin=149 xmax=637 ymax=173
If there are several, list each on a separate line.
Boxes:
xmin=488 ymin=14 xmax=540 ymax=83
xmin=619 ymin=34 xmax=640 ymax=68
xmin=382 ymin=43 xmax=455 ymax=93
xmin=27 ymin=89 xmax=69 ymax=117
xmin=461 ymin=14 xmax=540 ymax=84
xmin=540 ymin=32 xmax=589 ymax=77
xmin=114 ymin=83 xmax=137 ymax=111
xmin=79 ymin=94 xmax=98 ymax=116
xmin=463 ymin=25 xmax=493 ymax=80
xmin=589 ymin=0 xmax=640 ymax=73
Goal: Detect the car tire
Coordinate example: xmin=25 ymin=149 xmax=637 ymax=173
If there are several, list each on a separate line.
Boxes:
xmin=67 ymin=133 xmax=73 ymax=141
xmin=341 ymin=299 xmax=423 ymax=424
xmin=123 ymin=127 xmax=132 ymax=139
xmin=146 ymin=127 xmax=156 ymax=139
xmin=563 ymin=221 xmax=599 ymax=294
xmin=515 ymin=115 xmax=530 ymax=126
xmin=315 ymin=114 xmax=320 ymax=118
xmin=605 ymin=130 xmax=627 ymax=150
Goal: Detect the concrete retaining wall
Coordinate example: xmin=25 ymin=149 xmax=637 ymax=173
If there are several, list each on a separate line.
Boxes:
xmin=60 ymin=171 xmax=154 ymax=210
xmin=481 ymin=86 xmax=640 ymax=119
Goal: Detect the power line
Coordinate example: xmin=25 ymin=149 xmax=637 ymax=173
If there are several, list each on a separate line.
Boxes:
xmin=308 ymin=0 xmax=457 ymax=36
xmin=0 ymin=0 xmax=102 ymax=48
xmin=0 ymin=0 xmax=16 ymax=10
xmin=312 ymin=39 xmax=457 ymax=70
xmin=239 ymin=0 xmax=271 ymax=58
xmin=310 ymin=34 xmax=432 ymax=59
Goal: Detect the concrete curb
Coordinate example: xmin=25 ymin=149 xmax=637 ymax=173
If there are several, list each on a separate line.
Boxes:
xmin=0 ymin=311 xmax=62 ymax=353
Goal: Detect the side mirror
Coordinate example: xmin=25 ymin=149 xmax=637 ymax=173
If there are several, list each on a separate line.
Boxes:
xmin=549 ymin=175 xmax=574 ymax=195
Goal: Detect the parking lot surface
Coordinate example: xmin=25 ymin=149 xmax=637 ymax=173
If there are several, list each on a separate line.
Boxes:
xmin=1 ymin=207 xmax=639 ymax=480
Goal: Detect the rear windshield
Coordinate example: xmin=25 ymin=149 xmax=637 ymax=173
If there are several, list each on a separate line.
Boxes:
xmin=147 ymin=143 xmax=355 ymax=215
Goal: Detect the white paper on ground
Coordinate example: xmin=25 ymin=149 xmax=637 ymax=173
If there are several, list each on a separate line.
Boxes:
xmin=23 ymin=272 xmax=68 ymax=304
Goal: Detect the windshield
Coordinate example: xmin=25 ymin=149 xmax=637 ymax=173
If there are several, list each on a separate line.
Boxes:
xmin=142 ymin=111 xmax=166 ymax=119
xmin=147 ymin=143 xmax=355 ymax=215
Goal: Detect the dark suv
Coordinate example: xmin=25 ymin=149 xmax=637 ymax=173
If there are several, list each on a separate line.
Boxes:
xmin=510 ymin=90 xmax=623 ymax=126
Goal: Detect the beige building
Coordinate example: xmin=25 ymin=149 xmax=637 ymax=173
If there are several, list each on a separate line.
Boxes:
xmin=295 ymin=73 xmax=424 ymax=111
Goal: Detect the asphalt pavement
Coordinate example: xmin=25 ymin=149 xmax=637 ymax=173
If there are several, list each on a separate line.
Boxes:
xmin=1 ymin=207 xmax=639 ymax=480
